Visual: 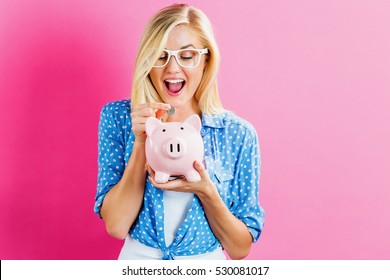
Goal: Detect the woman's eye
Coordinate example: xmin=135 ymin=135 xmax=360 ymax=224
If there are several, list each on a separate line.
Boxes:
xmin=158 ymin=52 xmax=168 ymax=60
xmin=179 ymin=50 xmax=195 ymax=60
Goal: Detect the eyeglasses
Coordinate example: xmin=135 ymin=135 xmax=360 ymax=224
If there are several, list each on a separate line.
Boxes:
xmin=153 ymin=48 xmax=209 ymax=69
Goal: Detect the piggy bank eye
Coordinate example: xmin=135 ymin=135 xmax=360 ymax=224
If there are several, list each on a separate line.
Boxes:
xmin=162 ymin=129 xmax=166 ymax=132
xmin=180 ymin=127 xmax=184 ymax=130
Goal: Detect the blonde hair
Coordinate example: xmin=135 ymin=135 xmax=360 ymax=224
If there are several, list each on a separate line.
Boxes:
xmin=131 ymin=4 xmax=224 ymax=115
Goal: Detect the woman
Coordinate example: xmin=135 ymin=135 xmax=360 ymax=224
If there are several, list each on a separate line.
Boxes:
xmin=94 ymin=4 xmax=265 ymax=260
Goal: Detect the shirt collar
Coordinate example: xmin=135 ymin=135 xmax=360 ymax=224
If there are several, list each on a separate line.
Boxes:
xmin=201 ymin=112 xmax=227 ymax=129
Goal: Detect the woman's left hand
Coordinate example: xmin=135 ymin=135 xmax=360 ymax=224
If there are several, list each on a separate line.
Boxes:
xmin=148 ymin=160 xmax=252 ymax=259
xmin=147 ymin=161 xmax=214 ymax=198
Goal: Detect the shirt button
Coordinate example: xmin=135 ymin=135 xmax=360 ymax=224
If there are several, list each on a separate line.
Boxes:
xmin=200 ymin=128 xmax=207 ymax=136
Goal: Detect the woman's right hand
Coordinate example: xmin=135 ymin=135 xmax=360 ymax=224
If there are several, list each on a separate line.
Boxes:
xmin=131 ymin=102 xmax=171 ymax=142
xmin=102 ymin=102 xmax=170 ymax=240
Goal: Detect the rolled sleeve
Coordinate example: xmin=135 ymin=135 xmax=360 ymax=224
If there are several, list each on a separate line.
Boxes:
xmin=94 ymin=103 xmax=126 ymax=218
xmin=230 ymin=130 xmax=265 ymax=242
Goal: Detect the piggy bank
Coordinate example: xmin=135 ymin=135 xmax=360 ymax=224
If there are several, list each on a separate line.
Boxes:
xmin=145 ymin=114 xmax=204 ymax=184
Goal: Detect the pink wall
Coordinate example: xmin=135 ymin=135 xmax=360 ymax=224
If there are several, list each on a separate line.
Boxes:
xmin=1 ymin=0 xmax=389 ymax=259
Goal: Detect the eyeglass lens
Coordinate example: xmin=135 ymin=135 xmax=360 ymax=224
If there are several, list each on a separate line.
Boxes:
xmin=155 ymin=50 xmax=201 ymax=68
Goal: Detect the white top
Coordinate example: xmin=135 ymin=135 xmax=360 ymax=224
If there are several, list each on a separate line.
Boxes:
xmin=118 ymin=190 xmax=226 ymax=260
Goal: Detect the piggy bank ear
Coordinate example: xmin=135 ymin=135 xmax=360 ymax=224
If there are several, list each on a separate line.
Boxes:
xmin=183 ymin=114 xmax=201 ymax=132
xmin=145 ymin=117 xmax=162 ymax=136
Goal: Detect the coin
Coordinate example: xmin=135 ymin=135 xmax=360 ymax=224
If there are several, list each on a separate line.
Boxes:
xmin=166 ymin=105 xmax=176 ymax=116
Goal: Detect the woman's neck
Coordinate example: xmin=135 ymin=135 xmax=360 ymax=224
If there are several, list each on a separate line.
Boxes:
xmin=166 ymin=99 xmax=201 ymax=122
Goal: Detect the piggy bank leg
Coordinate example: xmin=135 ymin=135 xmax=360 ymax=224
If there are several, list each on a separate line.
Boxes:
xmin=185 ymin=169 xmax=201 ymax=183
xmin=154 ymin=172 xmax=170 ymax=184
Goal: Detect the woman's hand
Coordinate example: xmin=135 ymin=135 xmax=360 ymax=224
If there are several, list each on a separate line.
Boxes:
xmin=100 ymin=102 xmax=170 ymax=239
xmin=131 ymin=102 xmax=171 ymax=143
xmin=147 ymin=161 xmax=214 ymax=198
xmin=148 ymin=160 xmax=252 ymax=259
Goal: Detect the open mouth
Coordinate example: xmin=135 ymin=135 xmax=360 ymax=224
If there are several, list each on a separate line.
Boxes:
xmin=164 ymin=79 xmax=186 ymax=96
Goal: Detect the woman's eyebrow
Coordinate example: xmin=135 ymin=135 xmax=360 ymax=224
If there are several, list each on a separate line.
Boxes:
xmin=180 ymin=44 xmax=195 ymax=49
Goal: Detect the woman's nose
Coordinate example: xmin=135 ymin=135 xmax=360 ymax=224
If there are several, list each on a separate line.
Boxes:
xmin=165 ymin=55 xmax=181 ymax=72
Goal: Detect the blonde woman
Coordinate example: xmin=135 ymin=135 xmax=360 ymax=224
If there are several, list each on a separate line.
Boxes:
xmin=95 ymin=4 xmax=265 ymax=260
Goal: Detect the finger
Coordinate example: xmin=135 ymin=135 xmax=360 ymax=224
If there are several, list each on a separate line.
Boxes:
xmin=150 ymin=176 xmax=186 ymax=191
xmin=131 ymin=118 xmax=149 ymax=133
xmin=146 ymin=164 xmax=155 ymax=176
xmin=194 ymin=160 xmax=208 ymax=177
xmin=132 ymin=107 xmax=155 ymax=118
xmin=148 ymin=175 xmax=169 ymax=190
xmin=136 ymin=102 xmax=171 ymax=111
xmin=132 ymin=116 xmax=150 ymax=125
xmin=148 ymin=174 xmax=158 ymax=186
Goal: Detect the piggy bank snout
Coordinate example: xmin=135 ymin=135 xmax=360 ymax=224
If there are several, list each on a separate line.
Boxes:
xmin=163 ymin=137 xmax=187 ymax=159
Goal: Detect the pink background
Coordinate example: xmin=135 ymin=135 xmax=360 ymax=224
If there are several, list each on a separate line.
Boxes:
xmin=1 ymin=0 xmax=389 ymax=259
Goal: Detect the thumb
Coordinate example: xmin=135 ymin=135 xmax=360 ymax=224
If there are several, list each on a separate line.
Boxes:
xmin=194 ymin=160 xmax=207 ymax=176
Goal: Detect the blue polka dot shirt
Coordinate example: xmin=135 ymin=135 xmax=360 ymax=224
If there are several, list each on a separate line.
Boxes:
xmin=94 ymin=100 xmax=265 ymax=259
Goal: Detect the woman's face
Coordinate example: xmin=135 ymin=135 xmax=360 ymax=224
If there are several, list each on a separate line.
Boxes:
xmin=149 ymin=25 xmax=207 ymax=112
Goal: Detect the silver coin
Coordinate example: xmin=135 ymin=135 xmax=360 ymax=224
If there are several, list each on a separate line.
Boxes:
xmin=166 ymin=105 xmax=176 ymax=116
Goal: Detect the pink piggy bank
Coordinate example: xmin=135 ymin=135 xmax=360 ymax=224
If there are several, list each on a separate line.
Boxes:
xmin=145 ymin=114 xmax=204 ymax=184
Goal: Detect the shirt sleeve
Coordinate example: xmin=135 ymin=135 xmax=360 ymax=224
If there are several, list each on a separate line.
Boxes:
xmin=94 ymin=103 xmax=127 ymax=218
xmin=229 ymin=128 xmax=265 ymax=242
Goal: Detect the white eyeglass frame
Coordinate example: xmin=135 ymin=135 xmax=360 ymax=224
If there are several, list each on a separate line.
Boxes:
xmin=153 ymin=48 xmax=209 ymax=69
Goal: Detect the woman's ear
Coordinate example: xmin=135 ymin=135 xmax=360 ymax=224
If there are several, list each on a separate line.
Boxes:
xmin=145 ymin=117 xmax=163 ymax=136
xmin=183 ymin=114 xmax=202 ymax=133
